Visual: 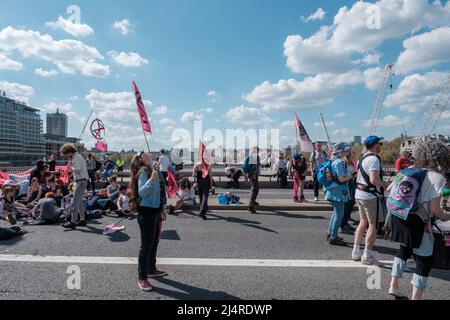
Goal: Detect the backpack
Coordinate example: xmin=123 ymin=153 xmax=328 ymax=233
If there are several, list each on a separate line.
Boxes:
xmin=243 ymin=156 xmax=257 ymax=175
xmin=386 ymin=167 xmax=427 ymax=221
xmin=317 ymin=160 xmax=336 ymax=187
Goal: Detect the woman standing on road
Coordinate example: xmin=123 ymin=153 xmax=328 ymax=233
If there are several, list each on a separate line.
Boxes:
xmin=129 ymin=152 xmax=168 ymax=292
xmin=193 ymin=162 xmax=212 ymax=220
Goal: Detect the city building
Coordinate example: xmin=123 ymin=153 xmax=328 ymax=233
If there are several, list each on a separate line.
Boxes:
xmin=46 ymin=109 xmax=68 ymax=137
xmin=0 ymin=94 xmax=45 ymax=166
xmin=353 ymin=136 xmax=362 ymax=145
xmin=43 ymin=134 xmax=86 ymax=161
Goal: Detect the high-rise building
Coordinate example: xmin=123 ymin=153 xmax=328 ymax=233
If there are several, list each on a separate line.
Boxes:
xmin=353 ymin=136 xmax=362 ymax=145
xmin=0 ymin=95 xmax=45 ymax=166
xmin=46 ymin=109 xmax=68 ymax=137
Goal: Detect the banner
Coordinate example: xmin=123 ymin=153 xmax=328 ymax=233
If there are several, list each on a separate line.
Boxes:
xmin=96 ymin=140 xmax=108 ymax=153
xmin=132 ymin=81 xmax=152 ymax=134
xmin=294 ymin=113 xmax=314 ymax=153
xmin=0 ymin=166 xmax=69 ymax=186
xmin=199 ymin=141 xmax=212 ymax=179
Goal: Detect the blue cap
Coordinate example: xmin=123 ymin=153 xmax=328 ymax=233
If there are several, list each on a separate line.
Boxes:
xmin=293 ymin=154 xmax=302 ymax=161
xmin=364 ymin=136 xmax=384 ymax=147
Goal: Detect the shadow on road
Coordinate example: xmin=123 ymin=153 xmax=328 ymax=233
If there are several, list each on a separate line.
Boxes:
xmin=160 ymin=230 xmax=181 ymax=241
xmin=261 ymin=211 xmax=326 ymax=220
xmin=152 ymin=277 xmax=241 ymax=300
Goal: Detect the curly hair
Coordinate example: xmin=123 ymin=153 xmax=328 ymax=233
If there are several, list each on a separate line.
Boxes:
xmin=413 ymin=139 xmax=450 ymax=172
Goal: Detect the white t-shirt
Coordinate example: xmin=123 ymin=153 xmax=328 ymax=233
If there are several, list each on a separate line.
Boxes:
xmin=158 ymin=156 xmax=170 ymax=172
xmin=72 ymin=152 xmax=89 ymax=181
xmin=418 ymin=171 xmax=446 ymax=209
xmin=117 ymin=194 xmax=130 ymax=211
xmin=355 ymin=154 xmax=381 ymax=200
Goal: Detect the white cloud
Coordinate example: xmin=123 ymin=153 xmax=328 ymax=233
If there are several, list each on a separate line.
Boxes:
xmin=384 ymin=71 xmax=447 ymax=112
xmin=365 ymin=114 xmax=410 ymax=128
xmin=226 ymin=105 xmax=272 ymax=126
xmin=363 ymin=67 xmax=385 ymax=90
xmin=301 ymin=8 xmax=326 ymax=23
xmin=69 ymin=96 xmax=79 ymax=101
xmin=0 ymin=53 xmax=23 ymax=71
xmin=113 ymin=19 xmax=132 ymax=35
xmin=46 ymin=16 xmax=94 ymax=37
xmin=35 ymin=68 xmax=59 ymax=77
xmin=396 ymin=27 xmax=450 ymax=74
xmin=0 ymin=26 xmax=109 ymax=78
xmin=207 ymin=90 xmax=220 ymax=102
xmin=159 ymin=118 xmax=175 ymax=126
xmin=66 ymin=111 xmax=86 ymax=123
xmin=0 ymin=80 xmax=35 ymax=98
xmin=85 ymin=89 xmax=152 ymax=111
xmin=281 ymin=120 xmax=294 ymax=128
xmin=108 ymin=51 xmax=149 ymax=67
xmin=359 ymin=53 xmax=381 ymax=66
xmin=201 ymin=107 xmax=214 ymax=113
xmin=284 ymin=0 xmax=450 ymax=74
xmin=244 ymin=70 xmax=364 ymax=112
xmin=181 ymin=112 xmax=203 ymax=123
xmin=334 ymin=112 xmax=347 ymax=118
xmin=314 ymin=121 xmax=334 ymax=128
xmin=152 ymin=105 xmax=168 ymax=115
xmin=43 ymin=102 xmax=73 ymax=112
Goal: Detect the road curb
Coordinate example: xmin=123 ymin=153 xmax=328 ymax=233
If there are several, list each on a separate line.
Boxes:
xmin=194 ymin=205 xmax=336 ymax=212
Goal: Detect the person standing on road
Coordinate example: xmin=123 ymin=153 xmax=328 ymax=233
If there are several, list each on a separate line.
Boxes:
xmin=193 ymin=162 xmax=213 ymax=220
xmin=157 ymin=149 xmax=170 ymax=184
xmin=274 ymin=153 xmax=289 ymax=188
xmin=388 ymin=140 xmax=450 ymax=300
xmin=395 ymin=149 xmax=413 ymax=174
xmin=341 ymin=148 xmax=358 ymax=235
xmin=60 ymin=144 xmax=89 ymax=229
xmin=353 ymin=136 xmax=390 ymax=265
xmin=116 ymin=157 xmax=125 ymax=174
xmin=129 ymin=152 xmax=168 ymax=292
xmin=86 ymin=154 xmax=96 ymax=192
xmin=243 ymin=147 xmax=270 ymax=214
xmin=310 ymin=142 xmax=328 ymax=201
xmin=324 ymin=143 xmax=354 ymax=246
xmin=291 ymin=154 xmax=307 ymax=202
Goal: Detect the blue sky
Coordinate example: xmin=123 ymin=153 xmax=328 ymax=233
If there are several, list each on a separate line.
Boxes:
xmin=1 ymin=0 xmax=450 ymax=151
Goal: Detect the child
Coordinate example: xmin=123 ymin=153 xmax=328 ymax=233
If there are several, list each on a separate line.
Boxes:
xmin=116 ymin=185 xmax=130 ymax=215
xmin=169 ymin=178 xmax=195 ymax=215
xmin=1 ymin=186 xmax=30 ymax=225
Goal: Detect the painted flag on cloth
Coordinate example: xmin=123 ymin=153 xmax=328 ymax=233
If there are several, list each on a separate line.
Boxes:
xmin=294 ymin=113 xmax=314 ymax=153
xmin=95 ymin=140 xmax=108 ymax=153
xmin=167 ymin=170 xmax=179 ymax=199
xmin=0 ymin=167 xmax=69 ymax=186
xmin=199 ymin=141 xmax=212 ymax=179
xmin=132 ymin=81 xmax=152 ymax=133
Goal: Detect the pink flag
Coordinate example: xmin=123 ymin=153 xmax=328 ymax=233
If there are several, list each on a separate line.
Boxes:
xmin=294 ymin=113 xmax=314 ymax=153
xmin=132 ymin=81 xmax=152 ymax=134
xmin=95 ymin=140 xmax=108 ymax=153
xmin=199 ymin=141 xmax=212 ymax=178
xmin=167 ymin=170 xmax=179 ymax=199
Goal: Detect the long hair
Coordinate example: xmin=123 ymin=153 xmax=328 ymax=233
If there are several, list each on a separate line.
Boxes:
xmin=129 ymin=153 xmax=153 ymax=212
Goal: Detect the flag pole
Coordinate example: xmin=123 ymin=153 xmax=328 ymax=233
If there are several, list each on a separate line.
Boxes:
xmin=142 ymin=128 xmax=151 ymax=154
xmin=79 ymin=109 xmax=94 ymax=140
xmin=319 ymin=113 xmax=332 ymax=153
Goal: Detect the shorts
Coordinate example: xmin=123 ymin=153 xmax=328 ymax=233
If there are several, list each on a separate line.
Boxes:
xmin=356 ymin=198 xmax=379 ymax=225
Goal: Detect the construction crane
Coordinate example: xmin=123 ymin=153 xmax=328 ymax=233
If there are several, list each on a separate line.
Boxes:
xmin=418 ymin=72 xmax=450 ymax=139
xmin=367 ymin=64 xmax=394 ymax=136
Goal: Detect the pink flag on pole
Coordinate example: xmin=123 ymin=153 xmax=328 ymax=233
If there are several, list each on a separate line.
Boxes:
xmin=199 ymin=141 xmax=212 ymax=178
xmin=95 ymin=140 xmax=108 ymax=153
xmin=132 ymin=81 xmax=152 ymax=134
xmin=294 ymin=113 xmax=314 ymax=153
xmin=167 ymin=170 xmax=179 ymax=199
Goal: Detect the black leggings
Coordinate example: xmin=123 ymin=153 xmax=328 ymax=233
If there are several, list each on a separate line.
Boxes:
xmin=137 ymin=207 xmax=162 ymax=280
xmin=397 ymin=245 xmax=433 ymax=278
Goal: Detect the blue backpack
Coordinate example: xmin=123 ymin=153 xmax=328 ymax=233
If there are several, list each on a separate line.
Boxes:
xmin=317 ymin=160 xmax=336 ymax=187
xmin=386 ymin=167 xmax=427 ymax=221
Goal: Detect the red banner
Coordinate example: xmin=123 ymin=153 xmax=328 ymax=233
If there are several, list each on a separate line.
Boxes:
xmin=132 ymin=81 xmax=152 ymax=133
xmin=199 ymin=141 xmax=212 ymax=179
xmin=167 ymin=170 xmax=179 ymax=199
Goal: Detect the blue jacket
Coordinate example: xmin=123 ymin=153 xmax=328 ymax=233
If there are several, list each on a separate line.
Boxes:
xmin=138 ymin=171 xmax=167 ymax=209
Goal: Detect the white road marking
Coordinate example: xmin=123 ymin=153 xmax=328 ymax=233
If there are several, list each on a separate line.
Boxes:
xmin=0 ymin=254 xmax=394 ymax=268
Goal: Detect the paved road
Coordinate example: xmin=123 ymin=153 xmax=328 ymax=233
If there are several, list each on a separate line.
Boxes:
xmin=0 ymin=209 xmax=449 ymax=300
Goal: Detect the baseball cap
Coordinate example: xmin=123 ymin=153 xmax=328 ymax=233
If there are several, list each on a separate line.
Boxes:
xmin=364 ymin=135 xmax=384 ymax=147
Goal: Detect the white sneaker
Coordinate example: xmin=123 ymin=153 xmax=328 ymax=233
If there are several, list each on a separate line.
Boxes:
xmin=362 ymin=256 xmax=384 ymax=267
xmin=389 ymin=287 xmax=405 ymax=298
xmin=352 ymin=252 xmax=362 ymax=261
xmin=314 ymin=197 xmax=319 ymax=201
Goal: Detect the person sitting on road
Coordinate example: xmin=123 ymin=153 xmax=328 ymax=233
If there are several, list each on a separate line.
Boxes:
xmin=26 ymin=177 xmax=44 ymax=208
xmin=31 ymin=192 xmax=63 ymax=224
xmin=169 ymin=178 xmax=196 ymax=215
xmin=1 ymin=186 xmax=30 ymax=225
xmin=107 ymin=175 xmax=121 ymax=202
xmin=225 ymin=164 xmax=243 ymax=189
xmin=116 ymin=185 xmax=130 ymax=216
xmin=103 ymin=156 xmax=115 ymax=182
